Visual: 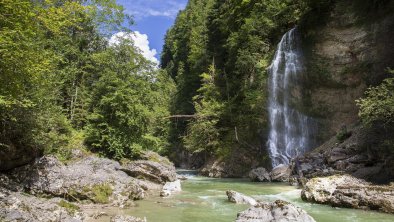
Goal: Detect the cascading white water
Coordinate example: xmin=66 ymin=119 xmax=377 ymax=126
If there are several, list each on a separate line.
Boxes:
xmin=267 ymin=28 xmax=316 ymax=167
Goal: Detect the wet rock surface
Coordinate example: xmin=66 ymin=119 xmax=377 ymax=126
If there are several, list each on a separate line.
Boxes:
xmin=235 ymin=200 xmax=316 ymax=222
xmin=301 ymin=175 xmax=394 ymax=213
xmin=270 ymin=164 xmax=291 ymax=182
xmin=160 ymin=180 xmax=182 ymax=197
xmin=249 ymin=167 xmax=271 ymax=182
xmin=226 ymin=190 xmax=258 ymax=206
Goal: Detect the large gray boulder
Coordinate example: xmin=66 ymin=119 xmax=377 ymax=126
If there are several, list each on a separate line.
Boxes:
xmin=0 ymin=187 xmax=83 ymax=222
xmin=270 ymin=164 xmax=291 ymax=182
xmin=301 ymin=175 xmax=394 ymax=213
xmin=8 ymin=156 xmax=145 ymax=207
xmin=226 ymin=190 xmax=258 ymax=206
xmin=120 ymin=158 xmax=177 ymax=184
xmin=236 ymin=200 xmax=316 ymax=222
xmin=249 ymin=168 xmax=271 ymax=182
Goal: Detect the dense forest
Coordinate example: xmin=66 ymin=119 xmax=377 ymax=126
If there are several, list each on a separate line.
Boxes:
xmin=0 ymin=0 xmax=175 ymax=169
xmin=1 ymin=0 xmax=393 ymax=169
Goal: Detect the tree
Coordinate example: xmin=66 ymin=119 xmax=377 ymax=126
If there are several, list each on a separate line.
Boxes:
xmin=85 ymin=37 xmax=174 ymax=159
xmin=184 ymin=65 xmax=225 ymax=154
xmin=357 ymin=69 xmax=394 ymax=126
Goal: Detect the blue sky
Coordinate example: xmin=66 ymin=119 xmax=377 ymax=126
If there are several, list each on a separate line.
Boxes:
xmin=116 ymin=0 xmax=188 ymax=61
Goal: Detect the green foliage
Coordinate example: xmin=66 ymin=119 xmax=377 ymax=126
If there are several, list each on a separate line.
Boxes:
xmin=85 ymin=38 xmax=174 ymax=159
xmin=184 ymin=65 xmax=225 ymax=154
xmin=58 ymin=200 xmax=80 ymax=214
xmin=336 ymin=127 xmax=352 ymax=143
xmin=91 ymin=184 xmax=113 ymax=204
xmin=357 ymin=69 xmax=394 ymax=126
xmin=0 ymin=0 xmax=77 ymax=157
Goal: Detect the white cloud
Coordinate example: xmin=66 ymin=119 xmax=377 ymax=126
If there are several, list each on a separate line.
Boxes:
xmin=118 ymin=0 xmax=187 ymax=20
xmin=109 ymin=31 xmax=159 ymax=65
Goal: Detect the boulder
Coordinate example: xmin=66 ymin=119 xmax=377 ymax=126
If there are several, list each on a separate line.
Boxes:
xmin=160 ymin=180 xmax=182 ymax=197
xmin=236 ymin=200 xmax=316 ymax=222
xmin=292 ymin=125 xmax=394 ymax=183
xmin=0 ymin=187 xmax=84 ymax=222
xmin=110 ymin=215 xmax=147 ymax=222
xmin=249 ymin=168 xmax=271 ymax=182
xmin=270 ymin=164 xmax=291 ymax=182
xmin=8 ymin=156 xmax=146 ymax=206
xmin=121 ymin=160 xmax=177 ymax=184
xmin=226 ymin=190 xmax=258 ymax=206
xmin=301 ymin=175 xmax=394 ymax=213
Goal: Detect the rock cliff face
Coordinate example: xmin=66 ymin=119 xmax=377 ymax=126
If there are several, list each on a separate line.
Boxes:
xmin=300 ymin=0 xmax=394 ymax=140
xmin=292 ymin=125 xmax=394 ymax=184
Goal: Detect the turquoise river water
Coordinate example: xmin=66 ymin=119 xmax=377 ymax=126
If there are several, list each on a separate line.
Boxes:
xmin=89 ymin=171 xmax=394 ymax=222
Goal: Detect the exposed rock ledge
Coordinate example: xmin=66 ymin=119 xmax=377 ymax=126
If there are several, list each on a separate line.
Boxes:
xmin=0 ymin=153 xmax=178 ymax=221
xmin=0 ymin=187 xmax=84 ymax=222
xmin=301 ymin=175 xmax=394 ymax=213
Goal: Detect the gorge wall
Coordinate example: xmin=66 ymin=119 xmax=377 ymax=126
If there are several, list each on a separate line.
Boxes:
xmin=299 ymin=0 xmax=394 ymax=141
xmin=160 ymin=0 xmax=394 ymax=177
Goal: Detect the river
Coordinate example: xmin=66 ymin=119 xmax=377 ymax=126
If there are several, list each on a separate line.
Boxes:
xmin=88 ymin=170 xmax=393 ymax=222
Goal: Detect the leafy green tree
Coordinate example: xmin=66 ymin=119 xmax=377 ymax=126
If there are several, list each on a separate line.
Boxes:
xmin=184 ymin=65 xmax=225 ymax=154
xmin=357 ymin=70 xmax=394 ymax=126
xmin=85 ymin=37 xmax=174 ymax=159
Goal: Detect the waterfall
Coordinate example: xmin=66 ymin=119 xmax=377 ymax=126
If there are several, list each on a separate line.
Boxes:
xmin=267 ymin=28 xmax=316 ymax=167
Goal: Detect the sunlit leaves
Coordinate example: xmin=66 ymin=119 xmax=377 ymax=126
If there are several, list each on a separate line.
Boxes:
xmin=357 ymin=70 xmax=394 ymax=126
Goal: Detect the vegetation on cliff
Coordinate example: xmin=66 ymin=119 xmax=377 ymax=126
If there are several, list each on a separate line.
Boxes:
xmin=357 ymin=69 xmax=394 ymax=126
xmin=161 ymin=0 xmax=337 ymax=162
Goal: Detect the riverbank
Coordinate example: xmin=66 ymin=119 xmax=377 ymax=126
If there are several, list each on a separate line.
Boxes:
xmin=0 ymin=152 xmax=179 ymax=221
xmin=83 ymin=175 xmax=394 ymax=222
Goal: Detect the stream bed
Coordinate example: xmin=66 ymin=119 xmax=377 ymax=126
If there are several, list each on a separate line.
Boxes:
xmin=89 ymin=171 xmax=394 ymax=222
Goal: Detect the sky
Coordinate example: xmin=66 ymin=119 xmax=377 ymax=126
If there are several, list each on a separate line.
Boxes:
xmin=115 ymin=0 xmax=188 ymax=63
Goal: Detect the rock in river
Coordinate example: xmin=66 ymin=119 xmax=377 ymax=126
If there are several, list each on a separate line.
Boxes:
xmin=249 ymin=167 xmax=271 ymax=182
xmin=301 ymin=175 xmax=394 ymax=213
xmin=270 ymin=164 xmax=291 ymax=182
xmin=236 ymin=200 xmax=316 ymax=222
xmin=160 ymin=180 xmax=182 ymax=197
xmin=226 ymin=190 xmax=258 ymax=206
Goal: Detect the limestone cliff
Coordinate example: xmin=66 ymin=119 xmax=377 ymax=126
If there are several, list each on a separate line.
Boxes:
xmin=299 ymin=0 xmax=394 ymax=141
